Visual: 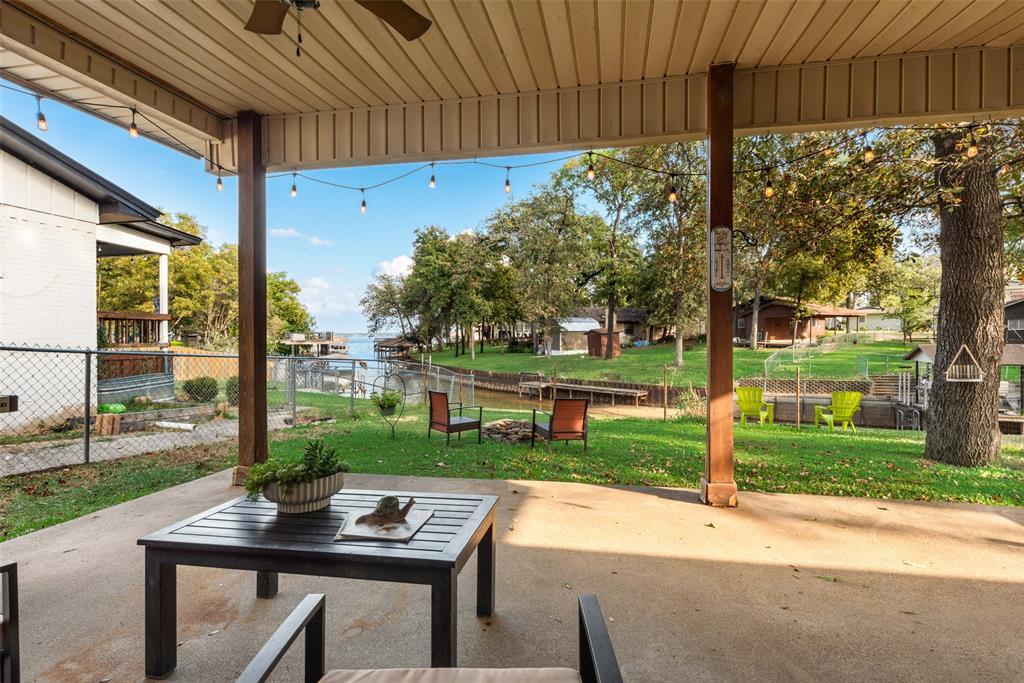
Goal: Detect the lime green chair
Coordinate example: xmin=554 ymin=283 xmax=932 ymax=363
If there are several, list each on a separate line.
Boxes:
xmin=815 ymin=391 xmax=862 ymax=431
xmin=737 ymin=387 xmax=774 ymax=426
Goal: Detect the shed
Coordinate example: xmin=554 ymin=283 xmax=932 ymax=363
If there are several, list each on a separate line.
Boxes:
xmin=546 ymin=318 xmax=600 ymax=356
xmin=586 ymin=329 xmax=621 ymax=358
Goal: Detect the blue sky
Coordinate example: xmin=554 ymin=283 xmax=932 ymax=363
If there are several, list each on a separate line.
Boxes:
xmin=3 ymin=84 xmax=576 ymax=333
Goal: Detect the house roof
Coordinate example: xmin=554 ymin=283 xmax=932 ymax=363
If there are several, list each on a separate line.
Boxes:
xmin=904 ymin=344 xmax=1024 ymax=367
xmin=557 ymin=317 xmax=601 ymax=333
xmin=734 ymin=297 xmax=862 ymax=319
xmin=583 ymin=307 xmax=647 ymax=324
xmin=1 ymin=117 xmax=200 ymax=247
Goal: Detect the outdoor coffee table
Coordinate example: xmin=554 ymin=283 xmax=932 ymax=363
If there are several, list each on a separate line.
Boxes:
xmin=138 ymin=489 xmax=497 ymax=679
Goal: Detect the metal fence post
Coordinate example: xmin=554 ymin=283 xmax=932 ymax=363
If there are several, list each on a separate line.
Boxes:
xmin=83 ymin=350 xmax=91 ymax=464
xmin=288 ymin=359 xmax=297 ymax=426
xmin=349 ymin=359 xmax=356 ymax=417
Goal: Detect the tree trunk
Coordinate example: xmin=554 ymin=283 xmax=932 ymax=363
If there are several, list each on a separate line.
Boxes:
xmin=673 ymin=292 xmax=684 ymax=367
xmin=924 ymin=131 xmax=1004 ymax=467
xmin=469 ymin=322 xmax=476 ymax=360
xmin=605 ymin=297 xmax=617 ymax=359
xmin=749 ymin=280 xmax=762 ymax=351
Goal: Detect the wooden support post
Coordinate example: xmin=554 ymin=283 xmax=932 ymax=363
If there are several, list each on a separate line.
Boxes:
xmin=796 ymin=367 xmax=802 ymax=429
xmin=701 ymin=63 xmax=738 ymax=507
xmin=663 ymin=365 xmax=668 ymax=421
xmin=234 ymin=110 xmax=268 ymax=485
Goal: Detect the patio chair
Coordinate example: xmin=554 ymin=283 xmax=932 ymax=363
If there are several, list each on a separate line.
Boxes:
xmin=1 ymin=561 xmax=19 ymax=683
xmin=428 ymin=391 xmax=482 ymax=445
xmin=736 ymin=387 xmax=774 ymax=426
xmin=814 ymin=391 xmax=862 ymax=432
xmin=236 ymin=594 xmax=622 ymax=683
xmin=532 ymin=398 xmax=589 ymax=451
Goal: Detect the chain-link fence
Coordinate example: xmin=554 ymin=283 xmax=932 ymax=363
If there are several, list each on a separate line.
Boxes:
xmin=0 ymin=346 xmax=473 ymax=477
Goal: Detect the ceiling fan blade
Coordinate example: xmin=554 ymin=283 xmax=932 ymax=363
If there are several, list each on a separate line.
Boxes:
xmin=244 ymin=0 xmax=290 ymax=35
xmin=355 ymin=0 xmax=431 ymax=41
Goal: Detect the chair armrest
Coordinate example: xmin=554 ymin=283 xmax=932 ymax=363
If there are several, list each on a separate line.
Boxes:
xmin=237 ymin=594 xmax=325 ymax=683
xmin=1 ymin=561 xmax=19 ymax=683
xmin=578 ymin=595 xmax=623 ymax=683
xmin=447 ymin=402 xmax=464 ymax=411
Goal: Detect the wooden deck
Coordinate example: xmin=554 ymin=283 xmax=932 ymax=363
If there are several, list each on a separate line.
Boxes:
xmin=518 ymin=380 xmax=648 ymax=406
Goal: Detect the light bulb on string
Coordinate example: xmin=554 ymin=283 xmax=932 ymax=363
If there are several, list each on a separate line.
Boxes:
xmin=863 ymin=143 xmax=875 ymax=163
xmin=216 ymin=168 xmax=223 ymax=192
xmin=35 ymin=96 xmax=48 ymax=131
xmin=966 ymin=130 xmax=979 ymax=158
xmin=360 ymin=189 xmax=367 ymax=214
xmin=667 ymin=176 xmax=678 ymax=204
xmin=129 ymin=108 xmax=139 ymax=138
xmin=763 ymin=176 xmax=774 ymax=198
xmin=290 ymin=173 xmax=297 ymax=197
xmin=429 ymin=162 xmax=436 ymax=189
xmin=586 ymin=152 xmax=596 ymax=180
xmin=504 ymin=168 xmax=511 ymax=193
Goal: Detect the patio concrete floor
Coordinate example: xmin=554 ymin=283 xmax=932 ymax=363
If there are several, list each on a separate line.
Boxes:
xmin=2 ymin=472 xmax=1022 ymax=682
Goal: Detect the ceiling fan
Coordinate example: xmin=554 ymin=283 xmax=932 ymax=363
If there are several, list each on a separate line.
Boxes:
xmin=244 ymin=0 xmax=432 ymax=56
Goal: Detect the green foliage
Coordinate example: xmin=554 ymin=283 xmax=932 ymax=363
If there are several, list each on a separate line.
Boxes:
xmin=225 ymin=375 xmax=240 ymax=406
xmin=244 ymin=439 xmax=350 ymax=500
xmin=370 ymin=390 xmax=403 ymax=410
xmin=96 ymin=403 xmax=126 ymax=414
xmin=181 ymin=376 xmax=218 ymax=402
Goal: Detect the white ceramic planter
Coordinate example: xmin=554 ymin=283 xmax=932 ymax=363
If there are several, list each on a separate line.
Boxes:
xmin=262 ymin=470 xmax=346 ymax=514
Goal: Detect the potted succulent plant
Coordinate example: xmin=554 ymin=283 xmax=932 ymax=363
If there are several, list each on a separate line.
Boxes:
xmin=371 ymin=389 xmax=403 ymax=416
xmin=244 ymin=439 xmax=350 ymax=514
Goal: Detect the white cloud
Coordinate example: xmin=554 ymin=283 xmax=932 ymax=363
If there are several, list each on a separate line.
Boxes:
xmin=375 ymin=254 xmax=413 ymax=277
xmin=300 ymin=277 xmax=359 ymax=315
xmin=270 ymin=227 xmax=303 ymax=238
xmin=304 ymin=276 xmax=331 ymax=292
xmin=308 ymin=236 xmax=335 ymax=247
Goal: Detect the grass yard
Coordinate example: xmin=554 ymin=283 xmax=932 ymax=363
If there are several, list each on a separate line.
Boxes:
xmin=3 ymin=405 xmax=1021 ymax=541
xmin=436 ymin=340 xmax=915 ymax=386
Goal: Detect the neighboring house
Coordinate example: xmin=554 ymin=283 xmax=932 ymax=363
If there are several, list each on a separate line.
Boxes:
xmin=582 ymin=306 xmax=648 ymax=343
xmin=544 ymin=317 xmax=601 ymax=355
xmin=0 ymin=117 xmax=201 ymax=427
xmin=856 ymin=307 xmax=903 ymax=331
xmin=733 ymin=297 xmax=862 ymax=345
xmin=1006 ymin=280 xmax=1024 ymax=303
xmin=1006 ymin=298 xmax=1024 ymax=344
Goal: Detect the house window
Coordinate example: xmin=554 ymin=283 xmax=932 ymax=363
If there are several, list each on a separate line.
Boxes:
xmin=738 ymin=318 xmax=746 ymax=329
xmin=1009 ymin=319 xmax=1024 ymax=330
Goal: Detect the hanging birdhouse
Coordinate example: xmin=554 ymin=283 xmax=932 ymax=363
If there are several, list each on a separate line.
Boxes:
xmin=945 ymin=344 xmax=983 ymax=383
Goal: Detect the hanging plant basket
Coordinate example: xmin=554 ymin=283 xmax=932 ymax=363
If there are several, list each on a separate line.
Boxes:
xmin=370 ymin=370 xmax=407 ymax=438
xmin=945 ymin=344 xmax=984 ymax=383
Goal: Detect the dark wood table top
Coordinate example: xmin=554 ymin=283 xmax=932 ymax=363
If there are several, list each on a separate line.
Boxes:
xmin=138 ymin=489 xmax=498 ymax=568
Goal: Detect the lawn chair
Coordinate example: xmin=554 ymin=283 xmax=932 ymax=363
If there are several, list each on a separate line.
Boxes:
xmin=814 ymin=391 xmax=862 ymax=432
xmin=1 ymin=561 xmax=19 ymax=683
xmin=736 ymin=387 xmax=774 ymax=426
xmin=428 ymin=391 xmax=482 ymax=445
xmin=236 ymin=594 xmax=622 ymax=683
xmin=532 ymin=398 xmax=589 ymax=451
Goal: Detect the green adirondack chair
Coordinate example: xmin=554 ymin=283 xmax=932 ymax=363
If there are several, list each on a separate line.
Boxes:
xmin=736 ymin=386 xmax=774 ymax=426
xmin=815 ymin=391 xmax=862 ymax=431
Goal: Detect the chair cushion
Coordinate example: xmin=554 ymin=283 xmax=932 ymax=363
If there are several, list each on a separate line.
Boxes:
xmin=449 ymin=416 xmax=480 ymax=427
xmin=321 ymin=668 xmax=582 ymax=683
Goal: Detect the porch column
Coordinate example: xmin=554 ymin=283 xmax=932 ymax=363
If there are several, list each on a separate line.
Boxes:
xmin=701 ymin=63 xmax=738 ymax=507
xmin=234 ymin=110 xmax=268 ymax=484
xmin=158 ymin=253 xmax=169 ymax=346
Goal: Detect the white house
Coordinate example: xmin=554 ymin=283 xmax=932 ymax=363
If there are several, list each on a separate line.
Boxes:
xmin=855 ymin=307 xmax=902 ymax=332
xmin=0 ymin=116 xmax=200 ymax=429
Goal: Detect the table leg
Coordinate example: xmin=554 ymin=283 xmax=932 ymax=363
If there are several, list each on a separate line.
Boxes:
xmin=431 ymin=569 xmax=458 ymax=667
xmin=257 ymin=570 xmax=279 ymax=599
xmin=145 ymin=549 xmax=176 ymax=679
xmin=477 ymin=521 xmax=495 ymax=617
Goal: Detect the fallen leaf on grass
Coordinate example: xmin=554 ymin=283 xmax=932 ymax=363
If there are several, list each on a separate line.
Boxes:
xmin=704 ymin=522 xmax=715 ymax=528
xmin=815 ymin=575 xmax=841 ymax=583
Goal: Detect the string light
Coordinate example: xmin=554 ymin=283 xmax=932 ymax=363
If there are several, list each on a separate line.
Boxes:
xmin=504 ymin=167 xmax=511 ymax=193
xmin=216 ymin=167 xmax=223 ymax=192
xmin=586 ymin=152 xmax=596 ymax=180
xmin=290 ymin=173 xmax=297 ymax=197
xmin=667 ymin=175 xmax=678 ymax=204
xmin=35 ymin=96 xmax=47 ymax=131
xmin=863 ymin=143 xmax=875 ymax=163
xmin=360 ymin=189 xmax=367 ymax=214
xmin=429 ymin=162 xmax=436 ymax=189
xmin=763 ymin=176 xmax=774 ymax=198
xmin=966 ymin=130 xmax=979 ymax=158
xmin=128 ymin=108 xmax=139 ymax=138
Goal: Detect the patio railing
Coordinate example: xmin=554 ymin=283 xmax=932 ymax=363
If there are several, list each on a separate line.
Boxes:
xmin=97 ymin=310 xmax=170 ymax=347
xmin=0 ymin=345 xmax=472 ymax=477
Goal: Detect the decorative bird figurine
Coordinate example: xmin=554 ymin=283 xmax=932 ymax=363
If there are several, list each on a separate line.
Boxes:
xmin=356 ymin=495 xmax=415 ymax=526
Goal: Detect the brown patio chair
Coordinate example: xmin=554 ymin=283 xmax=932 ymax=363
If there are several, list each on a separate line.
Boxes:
xmin=1 ymin=561 xmax=19 ymax=683
xmin=428 ymin=390 xmax=482 ymax=445
xmin=236 ymin=594 xmax=622 ymax=683
xmin=532 ymin=398 xmax=589 ymax=451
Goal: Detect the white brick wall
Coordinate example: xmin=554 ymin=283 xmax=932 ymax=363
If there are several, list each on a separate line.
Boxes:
xmin=0 ymin=151 xmax=99 ymax=429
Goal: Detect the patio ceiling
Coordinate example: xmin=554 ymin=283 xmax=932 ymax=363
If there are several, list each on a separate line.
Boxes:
xmin=2 ymin=1 xmax=1024 ymax=172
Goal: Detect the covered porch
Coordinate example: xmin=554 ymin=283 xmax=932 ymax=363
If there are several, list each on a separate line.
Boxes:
xmin=5 ymin=471 xmax=1023 ymax=681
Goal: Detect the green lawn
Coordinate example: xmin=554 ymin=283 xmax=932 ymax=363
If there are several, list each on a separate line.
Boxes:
xmin=436 ymin=340 xmax=916 ymax=386
xmin=4 ymin=406 xmax=1020 ymax=541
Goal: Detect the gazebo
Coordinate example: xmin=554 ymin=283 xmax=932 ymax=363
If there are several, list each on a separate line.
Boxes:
xmin=4 ymin=1 xmax=1023 ymax=507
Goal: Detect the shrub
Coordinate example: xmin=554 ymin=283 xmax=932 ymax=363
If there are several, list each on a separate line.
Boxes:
xmin=370 ymin=390 xmax=403 ymax=410
xmin=181 ymin=376 xmax=218 ymax=403
xmin=225 ymin=375 xmax=240 ymax=405
xmin=245 ymin=439 xmax=350 ymax=499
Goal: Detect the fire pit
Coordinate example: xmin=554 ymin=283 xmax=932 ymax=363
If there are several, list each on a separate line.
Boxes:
xmin=481 ymin=419 xmax=533 ymax=444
